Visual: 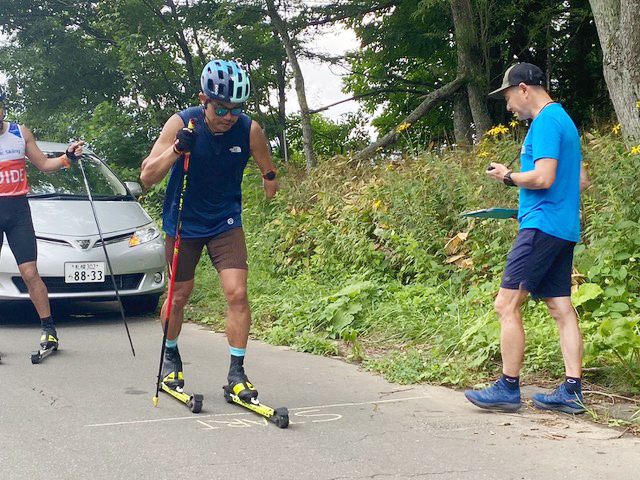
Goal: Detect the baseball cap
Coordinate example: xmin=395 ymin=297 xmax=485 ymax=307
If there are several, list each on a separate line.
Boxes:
xmin=488 ymin=63 xmax=545 ymax=99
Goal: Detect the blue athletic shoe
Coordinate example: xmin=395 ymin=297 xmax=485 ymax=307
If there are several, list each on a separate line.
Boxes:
xmin=464 ymin=378 xmax=521 ymax=412
xmin=532 ymin=384 xmax=586 ymax=414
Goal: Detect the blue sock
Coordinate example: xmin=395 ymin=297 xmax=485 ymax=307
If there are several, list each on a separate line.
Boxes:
xmin=501 ymin=374 xmax=520 ymax=390
xmin=564 ymin=377 xmax=581 ymax=394
xmin=165 ymin=337 xmax=178 ymax=349
xmin=230 ymin=346 xmax=246 ymax=358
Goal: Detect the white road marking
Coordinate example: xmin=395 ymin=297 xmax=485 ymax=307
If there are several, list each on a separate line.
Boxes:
xmin=85 ymin=395 xmax=431 ymax=428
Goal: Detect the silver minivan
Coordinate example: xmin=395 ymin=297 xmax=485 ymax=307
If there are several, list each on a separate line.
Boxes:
xmin=0 ymin=142 xmax=165 ymax=314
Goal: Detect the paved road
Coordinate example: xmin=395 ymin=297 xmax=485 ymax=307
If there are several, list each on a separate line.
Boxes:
xmin=0 ymin=301 xmax=638 ymax=480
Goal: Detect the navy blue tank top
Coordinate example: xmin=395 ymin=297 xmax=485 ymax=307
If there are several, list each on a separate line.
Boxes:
xmin=162 ymin=106 xmax=251 ymax=238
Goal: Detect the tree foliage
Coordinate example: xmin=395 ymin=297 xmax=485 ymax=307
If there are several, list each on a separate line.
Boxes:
xmin=0 ymin=0 xmax=629 ymax=166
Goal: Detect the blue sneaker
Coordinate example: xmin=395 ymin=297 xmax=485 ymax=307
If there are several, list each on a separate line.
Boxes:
xmin=532 ymin=384 xmax=586 ymax=414
xmin=464 ymin=379 xmax=521 ymax=412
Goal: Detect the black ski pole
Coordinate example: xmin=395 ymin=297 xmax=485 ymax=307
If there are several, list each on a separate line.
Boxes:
xmin=77 ymin=157 xmax=136 ymax=357
xmin=153 ymin=118 xmax=195 ymax=406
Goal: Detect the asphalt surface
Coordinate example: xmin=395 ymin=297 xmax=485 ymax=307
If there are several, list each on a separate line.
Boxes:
xmin=0 ymin=301 xmax=638 ymax=480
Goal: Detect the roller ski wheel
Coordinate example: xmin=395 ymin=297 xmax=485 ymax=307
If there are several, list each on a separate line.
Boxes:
xmin=160 ymin=383 xmax=204 ymax=413
xmin=30 ymin=345 xmax=58 ymax=364
xmin=222 ymin=385 xmax=289 ymax=429
xmin=187 ymin=394 xmax=204 ymax=413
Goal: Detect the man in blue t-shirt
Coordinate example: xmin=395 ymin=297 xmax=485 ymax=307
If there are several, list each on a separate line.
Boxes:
xmin=464 ymin=63 xmax=590 ymax=414
xmin=141 ymin=60 xmax=278 ymax=403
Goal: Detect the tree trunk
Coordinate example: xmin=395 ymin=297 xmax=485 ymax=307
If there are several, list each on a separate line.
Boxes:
xmin=353 ymin=76 xmax=466 ymax=163
xmin=450 ymin=0 xmax=492 ymax=138
xmin=453 ymin=89 xmax=473 ymax=147
xmin=276 ymin=58 xmax=289 ymax=163
xmin=589 ymin=0 xmax=640 ymax=142
xmin=265 ymin=0 xmax=317 ymax=170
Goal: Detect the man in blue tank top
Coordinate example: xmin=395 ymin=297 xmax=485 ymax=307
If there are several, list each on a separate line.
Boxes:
xmin=141 ymin=60 xmax=278 ymax=403
xmin=464 ymin=63 xmax=590 ymax=414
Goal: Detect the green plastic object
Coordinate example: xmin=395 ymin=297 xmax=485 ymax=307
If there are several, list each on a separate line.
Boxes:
xmin=461 ymin=208 xmax=518 ymax=219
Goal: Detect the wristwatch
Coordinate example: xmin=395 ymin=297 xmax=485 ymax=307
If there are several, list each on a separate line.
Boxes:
xmin=263 ymin=170 xmax=277 ymax=181
xmin=503 ymin=171 xmax=516 ymax=187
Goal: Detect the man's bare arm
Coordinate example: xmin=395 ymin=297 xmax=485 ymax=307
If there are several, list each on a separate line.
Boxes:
xmin=249 ymin=120 xmax=278 ymax=198
xmin=24 ymin=127 xmax=84 ymax=172
xmin=140 ymin=114 xmax=184 ymax=188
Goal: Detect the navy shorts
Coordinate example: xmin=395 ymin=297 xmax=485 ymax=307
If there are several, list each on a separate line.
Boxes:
xmin=0 ymin=195 xmax=37 ymax=265
xmin=501 ymin=228 xmax=576 ymax=299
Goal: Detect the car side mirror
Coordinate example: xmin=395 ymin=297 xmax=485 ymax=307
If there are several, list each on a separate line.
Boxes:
xmin=125 ymin=181 xmax=143 ymax=198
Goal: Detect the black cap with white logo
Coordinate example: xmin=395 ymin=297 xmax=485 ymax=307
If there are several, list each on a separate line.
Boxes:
xmin=488 ymin=63 xmax=546 ymax=99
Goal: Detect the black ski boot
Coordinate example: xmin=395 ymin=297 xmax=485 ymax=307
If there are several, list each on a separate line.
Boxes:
xmin=161 ymin=346 xmax=184 ymax=391
xmin=40 ymin=326 xmax=59 ymax=350
xmin=227 ymin=370 xmax=259 ymax=404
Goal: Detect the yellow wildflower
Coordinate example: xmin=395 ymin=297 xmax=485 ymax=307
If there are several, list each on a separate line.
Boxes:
xmin=486 ymin=124 xmax=509 ymax=136
xmin=612 ymin=123 xmax=621 ymax=135
xmin=478 ymin=151 xmax=489 ymax=157
xmin=631 ymin=145 xmax=640 ymax=155
xmin=396 ymin=122 xmax=411 ymax=134
xmin=372 ymin=200 xmax=382 ymax=210
xmin=509 ymin=120 xmax=518 ymax=127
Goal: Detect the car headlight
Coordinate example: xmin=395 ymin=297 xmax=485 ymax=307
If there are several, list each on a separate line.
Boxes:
xmin=129 ymin=223 xmax=160 ymax=247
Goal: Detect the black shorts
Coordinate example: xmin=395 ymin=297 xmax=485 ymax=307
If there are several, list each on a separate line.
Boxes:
xmin=165 ymin=227 xmax=248 ymax=282
xmin=501 ymin=228 xmax=575 ymax=299
xmin=0 ymin=195 xmax=37 ymax=265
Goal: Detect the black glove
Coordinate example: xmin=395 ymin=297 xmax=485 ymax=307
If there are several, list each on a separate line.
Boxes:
xmin=174 ymin=127 xmax=196 ymax=153
xmin=65 ymin=145 xmax=80 ymax=162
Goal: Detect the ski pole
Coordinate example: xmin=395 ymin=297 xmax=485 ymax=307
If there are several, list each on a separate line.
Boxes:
xmin=78 ymin=157 xmax=136 ymax=357
xmin=153 ymin=118 xmax=196 ymax=407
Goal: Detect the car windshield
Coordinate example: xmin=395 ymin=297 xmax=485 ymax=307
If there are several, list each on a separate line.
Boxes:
xmin=27 ymin=152 xmax=129 ymax=199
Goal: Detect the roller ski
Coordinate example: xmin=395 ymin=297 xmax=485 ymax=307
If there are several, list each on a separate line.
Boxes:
xmin=31 ymin=326 xmax=59 ymax=364
xmin=222 ymin=374 xmax=289 ymax=428
xmin=158 ymin=346 xmax=203 ymax=413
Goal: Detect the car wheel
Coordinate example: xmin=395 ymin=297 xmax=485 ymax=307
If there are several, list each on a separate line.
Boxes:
xmin=121 ymin=293 xmax=161 ymax=315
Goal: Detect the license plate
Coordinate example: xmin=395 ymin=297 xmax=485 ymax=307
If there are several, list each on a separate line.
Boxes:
xmin=64 ymin=262 xmax=106 ymax=283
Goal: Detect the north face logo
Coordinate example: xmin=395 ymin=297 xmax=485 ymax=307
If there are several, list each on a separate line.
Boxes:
xmin=229 ymin=146 xmax=242 ymax=153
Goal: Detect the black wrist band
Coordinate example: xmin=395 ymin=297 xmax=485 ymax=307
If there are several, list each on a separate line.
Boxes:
xmin=65 ymin=148 xmax=78 ymax=162
xmin=503 ymin=171 xmax=516 ymax=187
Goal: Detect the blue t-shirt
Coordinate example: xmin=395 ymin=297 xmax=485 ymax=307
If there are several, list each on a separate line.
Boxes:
xmin=518 ymin=103 xmax=582 ymax=242
xmin=162 ymin=106 xmax=252 ymax=238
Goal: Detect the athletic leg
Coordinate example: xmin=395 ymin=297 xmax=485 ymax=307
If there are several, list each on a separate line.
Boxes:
xmin=494 ymin=287 xmax=529 ymax=377
xmin=545 ymin=296 xmax=583 ymax=378
xmin=205 ymin=228 xmax=255 ymax=400
xmin=220 ymin=268 xmax=250 ymax=349
xmin=18 ymin=261 xmax=51 ymax=319
xmin=161 ymin=235 xmax=202 ymax=389
xmin=160 ymin=279 xmax=195 ymax=339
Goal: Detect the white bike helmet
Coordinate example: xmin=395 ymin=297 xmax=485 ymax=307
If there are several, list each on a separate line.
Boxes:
xmin=200 ymin=60 xmax=250 ymax=103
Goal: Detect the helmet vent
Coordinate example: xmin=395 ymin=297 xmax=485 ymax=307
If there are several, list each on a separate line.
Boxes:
xmin=228 ymin=79 xmax=235 ymax=97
